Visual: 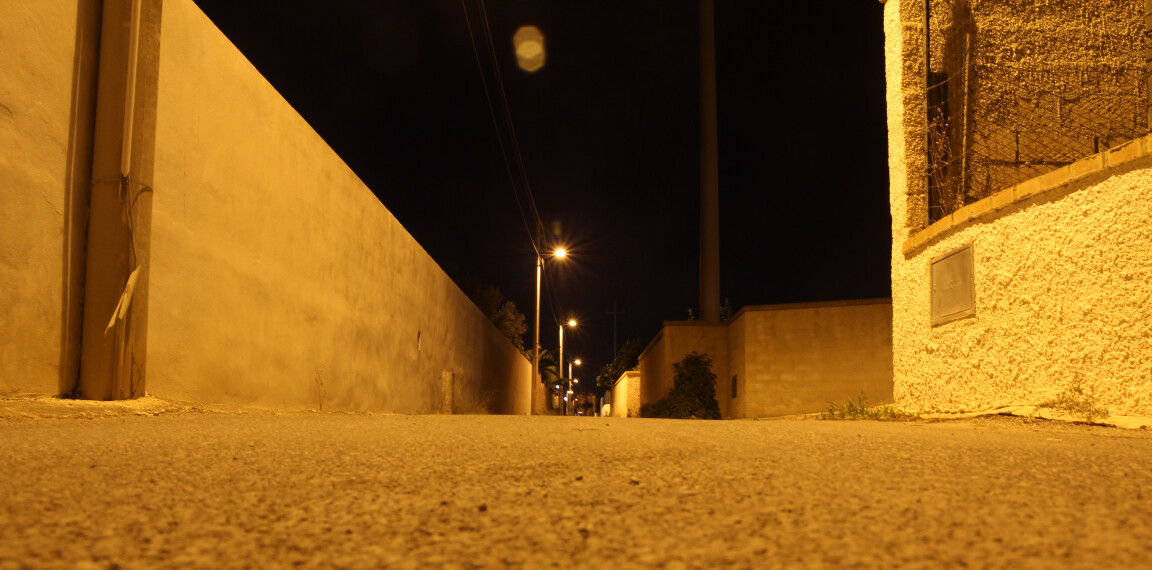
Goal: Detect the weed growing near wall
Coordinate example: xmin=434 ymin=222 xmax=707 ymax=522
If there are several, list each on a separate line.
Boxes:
xmin=822 ymin=394 xmax=918 ymax=421
xmin=1040 ymin=384 xmax=1109 ymax=423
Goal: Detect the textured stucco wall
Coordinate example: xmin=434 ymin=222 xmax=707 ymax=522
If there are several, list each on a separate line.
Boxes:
xmin=737 ymin=301 xmax=894 ymax=418
xmin=0 ymin=0 xmax=100 ymax=395
xmin=145 ymin=0 xmax=529 ymax=413
xmin=885 ymin=0 xmax=1152 ymax=415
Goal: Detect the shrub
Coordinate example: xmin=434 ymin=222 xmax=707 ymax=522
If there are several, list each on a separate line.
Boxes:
xmin=643 ymin=352 xmax=720 ymax=419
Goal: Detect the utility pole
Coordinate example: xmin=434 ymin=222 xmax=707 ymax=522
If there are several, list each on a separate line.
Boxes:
xmin=699 ymin=0 xmax=721 ymax=322
xmin=606 ymin=302 xmax=625 ymax=354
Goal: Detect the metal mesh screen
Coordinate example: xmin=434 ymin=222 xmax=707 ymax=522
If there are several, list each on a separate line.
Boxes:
xmin=925 ymin=0 xmax=1149 ymax=222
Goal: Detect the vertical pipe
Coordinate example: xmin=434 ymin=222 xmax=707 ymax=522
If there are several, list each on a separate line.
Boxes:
xmin=120 ymin=0 xmax=142 ymax=177
xmin=559 ymin=324 xmax=565 ymax=415
xmin=532 ymin=256 xmax=541 ymax=413
xmin=699 ymin=0 xmax=721 ymax=322
xmin=79 ymin=0 xmax=159 ymax=400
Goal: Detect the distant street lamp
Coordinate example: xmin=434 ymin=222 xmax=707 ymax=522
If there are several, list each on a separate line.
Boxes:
xmin=533 ymin=248 xmax=568 ymax=414
xmin=568 ymin=358 xmax=581 ymax=416
xmin=559 ymin=319 xmax=577 ymax=415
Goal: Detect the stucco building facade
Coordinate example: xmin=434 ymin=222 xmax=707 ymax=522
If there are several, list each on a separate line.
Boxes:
xmin=883 ymin=0 xmax=1152 ymax=415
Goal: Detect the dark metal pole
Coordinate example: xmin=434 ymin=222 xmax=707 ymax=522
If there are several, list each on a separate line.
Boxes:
xmin=699 ymin=0 xmax=721 ymax=322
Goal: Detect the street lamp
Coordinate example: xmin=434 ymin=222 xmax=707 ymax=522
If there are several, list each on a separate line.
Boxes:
xmin=568 ymin=358 xmax=581 ymax=416
xmin=533 ymin=248 xmax=568 ymax=414
xmin=559 ymin=319 xmax=577 ymax=414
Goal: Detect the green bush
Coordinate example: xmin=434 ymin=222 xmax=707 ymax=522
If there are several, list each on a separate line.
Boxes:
xmin=642 ymin=352 xmax=720 ymax=419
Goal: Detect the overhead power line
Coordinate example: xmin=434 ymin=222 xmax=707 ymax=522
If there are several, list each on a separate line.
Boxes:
xmin=459 ymin=0 xmax=545 ymax=255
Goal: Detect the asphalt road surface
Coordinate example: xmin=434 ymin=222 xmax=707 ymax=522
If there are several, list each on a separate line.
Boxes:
xmin=2 ymin=405 xmax=1151 ymax=569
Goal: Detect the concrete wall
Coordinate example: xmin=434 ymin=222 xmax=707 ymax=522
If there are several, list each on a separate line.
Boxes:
xmin=735 ymin=300 xmax=894 ymax=418
xmin=638 ymin=322 xmax=727 ymax=413
xmin=724 ymin=315 xmax=747 ymax=419
xmin=609 ymin=370 xmax=641 ymax=417
xmin=638 ymin=301 xmax=893 ymax=418
xmin=144 ymin=0 xmax=529 ymax=413
xmin=1 ymin=0 xmax=529 ymax=413
xmin=0 ymin=0 xmax=101 ymax=396
xmin=885 ymin=0 xmax=1152 ymax=415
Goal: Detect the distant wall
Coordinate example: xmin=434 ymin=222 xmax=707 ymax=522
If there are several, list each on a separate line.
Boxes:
xmin=885 ymin=0 xmax=1152 ymax=415
xmin=736 ymin=300 xmax=893 ymax=418
xmin=0 ymin=0 xmax=100 ymax=396
xmin=637 ymin=301 xmax=893 ymax=418
xmin=610 ymin=370 xmax=641 ymax=417
xmin=638 ymin=323 xmax=727 ymax=413
xmin=724 ymin=316 xmax=746 ymax=419
xmin=144 ymin=0 xmax=529 ymax=413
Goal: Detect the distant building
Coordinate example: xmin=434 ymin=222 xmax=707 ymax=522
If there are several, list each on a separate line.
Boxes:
xmin=637 ymin=300 xmax=893 ymax=419
xmin=882 ymin=0 xmax=1152 ymax=414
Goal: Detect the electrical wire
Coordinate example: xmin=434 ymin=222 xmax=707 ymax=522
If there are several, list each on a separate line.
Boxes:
xmin=476 ymin=0 xmax=546 ymax=241
xmin=459 ymin=0 xmax=540 ymax=255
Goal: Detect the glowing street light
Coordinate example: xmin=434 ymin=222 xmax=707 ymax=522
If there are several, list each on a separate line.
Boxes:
xmin=559 ymin=319 xmax=577 ymax=386
xmin=559 ymin=320 xmax=578 ymax=415
xmin=565 ymin=357 xmax=581 ymax=416
xmin=533 ymin=248 xmax=569 ymax=413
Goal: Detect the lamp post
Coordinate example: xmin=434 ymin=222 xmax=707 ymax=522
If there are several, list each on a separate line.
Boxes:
xmin=568 ymin=358 xmax=581 ymax=416
xmin=533 ymin=248 xmax=567 ymax=414
xmin=559 ymin=318 xmax=576 ymax=414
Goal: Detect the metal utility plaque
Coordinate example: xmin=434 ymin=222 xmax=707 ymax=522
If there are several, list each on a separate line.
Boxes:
xmin=930 ymin=243 xmax=975 ymax=326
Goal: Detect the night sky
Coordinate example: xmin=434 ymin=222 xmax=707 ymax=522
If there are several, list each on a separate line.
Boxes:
xmin=191 ymin=1 xmax=891 ymax=385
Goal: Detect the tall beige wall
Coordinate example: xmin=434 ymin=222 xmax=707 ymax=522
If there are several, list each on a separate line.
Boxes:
xmin=0 ymin=0 xmax=101 ymax=395
xmin=885 ymin=0 xmax=1152 ymax=415
xmin=140 ymin=0 xmax=529 ymax=413
xmin=736 ymin=301 xmax=894 ymax=418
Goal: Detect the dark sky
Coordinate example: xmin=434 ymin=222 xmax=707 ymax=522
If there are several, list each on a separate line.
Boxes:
xmin=191 ymin=1 xmax=891 ymax=384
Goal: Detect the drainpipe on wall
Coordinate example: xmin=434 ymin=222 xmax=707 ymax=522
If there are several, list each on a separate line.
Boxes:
xmin=78 ymin=0 xmax=162 ymax=400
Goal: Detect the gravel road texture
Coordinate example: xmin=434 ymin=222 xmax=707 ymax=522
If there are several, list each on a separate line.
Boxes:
xmin=2 ymin=400 xmax=1151 ymax=568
